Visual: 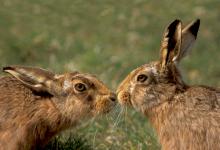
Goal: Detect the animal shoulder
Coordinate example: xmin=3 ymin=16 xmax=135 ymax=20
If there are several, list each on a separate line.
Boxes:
xmin=174 ymin=86 xmax=220 ymax=111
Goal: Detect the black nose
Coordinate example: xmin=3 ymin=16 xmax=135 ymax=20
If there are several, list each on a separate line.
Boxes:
xmin=109 ymin=93 xmax=116 ymax=102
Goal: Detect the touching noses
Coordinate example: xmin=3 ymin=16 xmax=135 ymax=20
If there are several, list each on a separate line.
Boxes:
xmin=109 ymin=93 xmax=117 ymax=102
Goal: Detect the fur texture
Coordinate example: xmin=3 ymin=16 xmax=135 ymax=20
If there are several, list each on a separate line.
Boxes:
xmin=117 ymin=19 xmax=220 ymax=150
xmin=0 ymin=66 xmax=116 ymax=150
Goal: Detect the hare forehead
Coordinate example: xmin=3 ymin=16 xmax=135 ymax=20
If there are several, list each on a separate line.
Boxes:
xmin=62 ymin=74 xmax=92 ymax=90
xmin=144 ymin=66 xmax=158 ymax=74
xmin=63 ymin=80 xmax=72 ymax=90
xmin=76 ymin=74 xmax=110 ymax=93
xmin=128 ymin=64 xmax=157 ymax=82
xmin=137 ymin=64 xmax=158 ymax=75
xmin=129 ymin=65 xmax=156 ymax=84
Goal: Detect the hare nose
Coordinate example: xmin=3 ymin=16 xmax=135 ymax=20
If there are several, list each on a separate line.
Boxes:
xmin=109 ymin=93 xmax=116 ymax=102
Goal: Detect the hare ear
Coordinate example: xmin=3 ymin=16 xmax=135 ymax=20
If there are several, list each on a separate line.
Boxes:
xmin=3 ymin=66 xmax=64 ymax=96
xmin=178 ymin=19 xmax=200 ymax=60
xmin=160 ymin=19 xmax=182 ymax=70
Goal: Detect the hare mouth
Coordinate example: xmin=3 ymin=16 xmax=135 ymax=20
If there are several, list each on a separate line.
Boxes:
xmin=117 ymin=91 xmax=132 ymax=106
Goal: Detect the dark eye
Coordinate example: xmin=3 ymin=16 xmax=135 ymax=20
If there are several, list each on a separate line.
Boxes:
xmin=75 ymin=83 xmax=87 ymax=92
xmin=137 ymin=74 xmax=148 ymax=82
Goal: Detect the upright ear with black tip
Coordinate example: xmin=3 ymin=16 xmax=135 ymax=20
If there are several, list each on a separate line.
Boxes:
xmin=160 ymin=19 xmax=182 ymax=70
xmin=160 ymin=19 xmax=200 ymax=70
xmin=3 ymin=66 xmax=64 ymax=96
xmin=179 ymin=19 xmax=200 ymax=61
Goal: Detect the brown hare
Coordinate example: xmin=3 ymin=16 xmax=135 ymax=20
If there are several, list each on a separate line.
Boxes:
xmin=117 ymin=19 xmax=220 ymax=150
xmin=0 ymin=66 xmax=116 ymax=150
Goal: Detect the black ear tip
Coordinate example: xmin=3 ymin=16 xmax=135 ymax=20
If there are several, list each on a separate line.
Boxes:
xmin=174 ymin=19 xmax=181 ymax=22
xmin=171 ymin=19 xmax=181 ymax=26
xmin=3 ymin=66 xmax=14 ymax=72
xmin=190 ymin=19 xmax=200 ymax=37
xmin=166 ymin=19 xmax=182 ymax=38
xmin=168 ymin=19 xmax=182 ymax=31
xmin=196 ymin=19 xmax=200 ymax=24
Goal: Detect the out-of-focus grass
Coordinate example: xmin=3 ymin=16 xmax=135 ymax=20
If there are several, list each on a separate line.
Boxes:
xmin=44 ymin=133 xmax=91 ymax=150
xmin=0 ymin=0 xmax=220 ymax=149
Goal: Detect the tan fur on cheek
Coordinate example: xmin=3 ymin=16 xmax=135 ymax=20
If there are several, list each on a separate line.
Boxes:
xmin=59 ymin=97 xmax=92 ymax=124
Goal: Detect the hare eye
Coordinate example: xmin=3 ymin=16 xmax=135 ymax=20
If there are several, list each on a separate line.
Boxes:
xmin=137 ymin=74 xmax=148 ymax=82
xmin=75 ymin=83 xmax=87 ymax=92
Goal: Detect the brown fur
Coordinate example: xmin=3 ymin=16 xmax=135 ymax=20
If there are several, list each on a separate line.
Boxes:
xmin=0 ymin=66 xmax=116 ymax=150
xmin=117 ymin=19 xmax=220 ymax=150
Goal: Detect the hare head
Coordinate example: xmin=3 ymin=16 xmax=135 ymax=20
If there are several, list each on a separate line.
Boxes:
xmin=117 ymin=19 xmax=200 ymax=114
xmin=1 ymin=66 xmax=116 ymax=149
xmin=3 ymin=66 xmax=116 ymax=123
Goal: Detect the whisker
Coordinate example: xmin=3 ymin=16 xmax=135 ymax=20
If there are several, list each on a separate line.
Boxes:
xmin=124 ymin=106 xmax=128 ymax=132
xmin=111 ymin=105 xmax=120 ymax=116
xmin=92 ymin=128 xmax=98 ymax=149
xmin=113 ymin=106 xmax=124 ymax=127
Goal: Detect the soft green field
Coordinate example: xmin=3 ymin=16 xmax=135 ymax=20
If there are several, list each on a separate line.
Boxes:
xmin=0 ymin=0 xmax=220 ymax=149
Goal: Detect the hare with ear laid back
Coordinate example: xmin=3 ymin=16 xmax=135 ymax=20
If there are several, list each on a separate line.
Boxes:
xmin=0 ymin=66 xmax=116 ymax=150
xmin=117 ymin=19 xmax=220 ymax=150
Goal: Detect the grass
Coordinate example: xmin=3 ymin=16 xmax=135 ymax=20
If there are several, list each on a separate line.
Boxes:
xmin=0 ymin=0 xmax=220 ymax=149
xmin=44 ymin=133 xmax=91 ymax=150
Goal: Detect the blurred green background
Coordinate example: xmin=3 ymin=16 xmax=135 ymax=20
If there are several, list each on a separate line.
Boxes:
xmin=0 ymin=0 xmax=220 ymax=149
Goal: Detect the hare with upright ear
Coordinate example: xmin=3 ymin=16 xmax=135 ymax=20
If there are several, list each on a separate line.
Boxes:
xmin=117 ymin=19 xmax=220 ymax=150
xmin=0 ymin=66 xmax=116 ymax=150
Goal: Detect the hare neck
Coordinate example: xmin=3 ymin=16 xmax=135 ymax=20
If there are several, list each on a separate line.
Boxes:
xmin=16 ymin=98 xmax=76 ymax=149
xmin=33 ymin=98 xmax=79 ymax=148
xmin=145 ymin=85 xmax=188 ymax=150
xmin=145 ymin=83 xmax=187 ymax=131
xmin=147 ymin=101 xmax=173 ymax=133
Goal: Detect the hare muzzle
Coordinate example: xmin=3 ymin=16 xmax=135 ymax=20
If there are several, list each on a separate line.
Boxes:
xmin=117 ymin=90 xmax=132 ymax=106
xmin=93 ymin=92 xmax=117 ymax=115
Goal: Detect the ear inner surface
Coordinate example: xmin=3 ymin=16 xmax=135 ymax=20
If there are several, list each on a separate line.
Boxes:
xmin=160 ymin=19 xmax=182 ymax=70
xmin=179 ymin=19 xmax=200 ymax=60
xmin=183 ymin=19 xmax=200 ymax=37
